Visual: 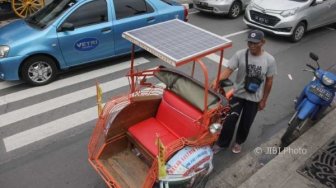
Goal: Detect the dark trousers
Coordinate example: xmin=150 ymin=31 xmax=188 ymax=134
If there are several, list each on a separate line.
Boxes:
xmin=217 ymin=96 xmax=259 ymax=147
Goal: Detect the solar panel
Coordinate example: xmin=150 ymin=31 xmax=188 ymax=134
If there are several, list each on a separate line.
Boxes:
xmin=122 ymin=19 xmax=232 ymax=67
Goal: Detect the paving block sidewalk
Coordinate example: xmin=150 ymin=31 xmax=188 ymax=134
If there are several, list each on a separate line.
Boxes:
xmin=207 ymin=108 xmax=336 ymax=188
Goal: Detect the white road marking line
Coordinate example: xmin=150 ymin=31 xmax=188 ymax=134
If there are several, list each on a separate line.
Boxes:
xmin=3 ymin=107 xmax=97 ymax=152
xmin=205 ymin=53 xmax=239 ymax=72
xmin=0 ymin=66 xmax=157 ymax=128
xmin=288 ymin=74 xmax=293 ymax=80
xmin=0 ymin=57 xmax=149 ymax=106
xmin=223 ymin=29 xmax=250 ymax=38
xmin=0 ymin=77 xmax=127 ymax=128
xmin=0 ymin=81 xmax=23 ymax=90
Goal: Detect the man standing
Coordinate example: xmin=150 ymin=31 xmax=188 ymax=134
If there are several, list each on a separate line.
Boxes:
xmin=213 ymin=30 xmax=277 ymax=154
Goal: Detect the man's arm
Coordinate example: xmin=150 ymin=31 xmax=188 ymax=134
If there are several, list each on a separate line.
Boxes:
xmin=259 ymin=76 xmax=273 ymax=110
xmin=211 ymin=67 xmax=234 ymax=88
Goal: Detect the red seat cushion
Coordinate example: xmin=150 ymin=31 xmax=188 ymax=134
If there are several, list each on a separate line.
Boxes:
xmin=128 ymin=117 xmax=179 ymax=156
xmin=128 ymin=90 xmax=205 ymax=157
xmin=156 ymin=91 xmax=204 ymax=138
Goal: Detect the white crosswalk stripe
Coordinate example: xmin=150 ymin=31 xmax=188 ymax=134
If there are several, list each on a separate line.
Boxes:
xmin=0 ymin=57 xmax=149 ymax=106
xmin=3 ymin=107 xmax=97 ymax=152
xmin=0 ymin=81 xmax=23 ymax=90
xmin=0 ymin=77 xmax=128 ymax=128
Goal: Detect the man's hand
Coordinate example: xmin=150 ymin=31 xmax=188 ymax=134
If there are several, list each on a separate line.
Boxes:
xmin=211 ymin=68 xmax=234 ymax=90
xmin=210 ymin=79 xmax=217 ymax=89
xmin=259 ymin=76 xmax=273 ymax=111
xmin=258 ymin=98 xmax=266 ymax=111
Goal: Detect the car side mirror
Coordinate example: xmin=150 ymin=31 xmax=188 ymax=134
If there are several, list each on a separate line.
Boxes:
xmin=57 ymin=22 xmax=75 ymax=32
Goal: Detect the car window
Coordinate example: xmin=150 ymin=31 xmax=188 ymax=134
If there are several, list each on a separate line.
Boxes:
xmin=25 ymin=0 xmax=77 ymax=28
xmin=65 ymin=0 xmax=108 ymax=28
xmin=113 ymin=0 xmax=154 ymax=20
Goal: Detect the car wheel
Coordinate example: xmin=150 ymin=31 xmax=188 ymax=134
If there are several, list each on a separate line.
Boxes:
xmin=21 ymin=55 xmax=58 ymax=86
xmin=228 ymin=1 xmax=242 ymax=19
xmin=290 ymin=22 xmax=306 ymax=42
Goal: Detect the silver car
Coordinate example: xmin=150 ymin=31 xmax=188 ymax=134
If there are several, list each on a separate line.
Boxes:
xmin=244 ymin=0 xmax=336 ymax=42
xmin=193 ymin=0 xmax=251 ymax=18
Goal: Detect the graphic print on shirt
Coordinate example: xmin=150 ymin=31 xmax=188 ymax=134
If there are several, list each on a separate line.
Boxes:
xmin=247 ymin=64 xmax=263 ymax=79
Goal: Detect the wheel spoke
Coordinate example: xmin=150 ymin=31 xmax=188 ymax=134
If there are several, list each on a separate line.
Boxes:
xmin=31 ymin=1 xmax=42 ymax=6
xmin=28 ymin=69 xmax=37 ymax=75
xmin=14 ymin=5 xmax=25 ymax=10
xmin=31 ymin=74 xmax=39 ymax=81
xmin=32 ymin=0 xmax=41 ymax=4
xmin=30 ymin=6 xmax=38 ymax=12
xmin=41 ymin=73 xmax=49 ymax=80
xmin=28 ymin=7 xmax=32 ymax=16
xmin=13 ymin=2 xmax=23 ymax=6
xmin=19 ymin=6 xmax=27 ymax=15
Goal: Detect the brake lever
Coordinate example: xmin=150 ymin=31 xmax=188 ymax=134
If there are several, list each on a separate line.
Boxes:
xmin=302 ymin=69 xmax=314 ymax=73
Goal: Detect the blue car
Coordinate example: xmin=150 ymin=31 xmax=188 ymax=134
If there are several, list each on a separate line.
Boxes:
xmin=0 ymin=0 xmax=188 ymax=86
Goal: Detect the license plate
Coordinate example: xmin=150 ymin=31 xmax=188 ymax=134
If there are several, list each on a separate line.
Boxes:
xmin=309 ymin=85 xmax=333 ymax=101
xmin=254 ymin=15 xmax=269 ymax=24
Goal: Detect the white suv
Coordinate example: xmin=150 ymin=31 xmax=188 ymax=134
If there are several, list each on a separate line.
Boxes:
xmin=244 ymin=0 xmax=336 ymax=42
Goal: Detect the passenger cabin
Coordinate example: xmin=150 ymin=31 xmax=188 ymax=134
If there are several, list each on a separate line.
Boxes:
xmin=90 ymin=68 xmax=226 ymax=187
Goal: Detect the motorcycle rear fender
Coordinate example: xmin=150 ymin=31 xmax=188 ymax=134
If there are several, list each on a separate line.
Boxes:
xmin=297 ymin=99 xmax=318 ymax=120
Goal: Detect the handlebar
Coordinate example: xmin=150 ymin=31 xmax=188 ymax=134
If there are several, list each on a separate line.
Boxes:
xmin=306 ymin=64 xmax=316 ymax=71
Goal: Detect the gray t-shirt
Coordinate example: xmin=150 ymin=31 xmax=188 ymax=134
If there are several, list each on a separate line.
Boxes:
xmin=225 ymin=49 xmax=277 ymax=102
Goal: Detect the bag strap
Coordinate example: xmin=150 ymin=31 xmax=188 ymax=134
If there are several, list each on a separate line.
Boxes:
xmin=245 ymin=49 xmax=249 ymax=75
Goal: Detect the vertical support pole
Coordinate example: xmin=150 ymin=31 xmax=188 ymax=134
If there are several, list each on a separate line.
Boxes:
xmin=215 ymin=50 xmax=224 ymax=90
xmin=195 ymin=59 xmax=209 ymax=114
xmin=191 ymin=61 xmax=196 ymax=78
xmin=130 ymin=44 xmax=135 ymax=93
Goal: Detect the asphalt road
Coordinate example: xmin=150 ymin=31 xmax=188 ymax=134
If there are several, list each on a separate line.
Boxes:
xmin=0 ymin=11 xmax=336 ymax=188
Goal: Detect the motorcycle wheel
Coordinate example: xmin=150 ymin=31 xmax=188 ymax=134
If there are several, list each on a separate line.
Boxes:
xmin=280 ymin=115 xmax=305 ymax=148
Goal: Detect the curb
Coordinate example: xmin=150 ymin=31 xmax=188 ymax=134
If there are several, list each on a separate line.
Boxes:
xmin=206 ymin=128 xmax=285 ymax=188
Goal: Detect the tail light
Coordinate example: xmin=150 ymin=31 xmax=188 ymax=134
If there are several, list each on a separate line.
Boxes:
xmin=183 ymin=5 xmax=189 ymax=22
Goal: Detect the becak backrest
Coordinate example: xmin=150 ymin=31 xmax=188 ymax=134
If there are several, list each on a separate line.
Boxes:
xmin=154 ymin=67 xmax=227 ymax=111
xmin=156 ymin=90 xmax=205 ymax=138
